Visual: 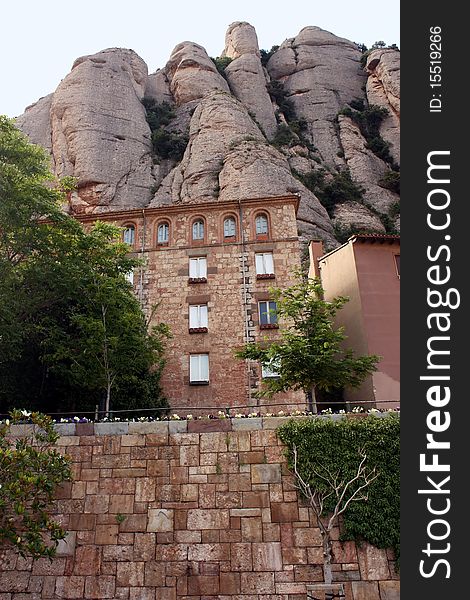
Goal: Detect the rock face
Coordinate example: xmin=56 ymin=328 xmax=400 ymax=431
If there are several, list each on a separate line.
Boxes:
xmin=366 ymin=49 xmax=400 ymax=165
xmin=15 ymin=94 xmax=54 ymax=164
xmin=267 ymin=27 xmax=365 ymax=168
xmin=50 ymin=48 xmax=154 ymax=213
xmin=224 ymin=22 xmax=278 ymax=140
xmin=164 ymin=42 xmax=229 ymax=105
xmin=16 ymin=23 xmax=400 ymax=248
xmin=338 ymin=115 xmax=397 ymax=215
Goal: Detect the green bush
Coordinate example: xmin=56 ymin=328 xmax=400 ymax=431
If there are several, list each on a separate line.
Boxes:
xmin=267 ymin=80 xmax=296 ymax=122
xmin=0 ymin=410 xmax=72 ymax=558
xmin=339 ymin=104 xmax=396 ymax=167
xmin=379 ymin=171 xmax=400 ymax=194
xmin=277 ymin=414 xmax=400 ymax=563
xmin=151 ymin=129 xmax=189 ymax=161
xmin=211 ymin=56 xmax=233 ymax=78
xmin=142 ymin=97 xmax=188 ymax=161
xmin=272 ymin=124 xmax=296 ymax=148
xmin=260 ymin=45 xmax=279 ymax=67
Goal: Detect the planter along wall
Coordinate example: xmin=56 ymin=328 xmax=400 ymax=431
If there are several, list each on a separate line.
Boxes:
xmin=0 ymin=418 xmax=399 ymax=600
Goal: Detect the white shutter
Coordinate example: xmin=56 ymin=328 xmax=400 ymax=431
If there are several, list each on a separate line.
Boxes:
xmin=189 ymin=258 xmax=198 ymax=278
xmin=200 ymin=354 xmax=209 ymax=381
xmin=264 ymin=253 xmax=274 ymax=274
xmin=199 ymin=305 xmax=208 ymax=328
xmin=199 ymin=257 xmax=207 ymax=278
xmin=190 ymin=355 xmax=199 ymax=381
xmin=255 ymin=254 xmax=264 ymax=274
xmin=189 ymin=305 xmax=199 ymax=328
xmin=190 ymin=354 xmax=209 ymax=381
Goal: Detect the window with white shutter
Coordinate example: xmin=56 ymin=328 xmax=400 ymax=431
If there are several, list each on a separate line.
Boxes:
xmin=255 ymin=252 xmax=274 ymax=277
xmin=189 ymin=304 xmax=208 ymax=331
xmin=190 ymin=354 xmax=209 ymax=383
xmin=189 ymin=257 xmax=207 ymax=281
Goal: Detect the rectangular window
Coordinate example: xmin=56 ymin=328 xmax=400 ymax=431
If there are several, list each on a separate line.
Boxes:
xmin=259 ymin=301 xmax=278 ymax=326
xmin=125 ymin=271 xmax=134 ymax=285
xmin=255 ymin=252 xmax=274 ymax=275
xmin=189 ymin=304 xmax=208 ymax=329
xmin=190 ymin=354 xmax=209 ymax=383
xmin=189 ymin=257 xmax=207 ymax=279
xmin=261 ymin=359 xmax=280 ymax=379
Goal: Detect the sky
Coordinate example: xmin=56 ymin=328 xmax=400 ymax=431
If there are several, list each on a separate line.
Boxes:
xmin=1 ymin=0 xmax=399 ymax=118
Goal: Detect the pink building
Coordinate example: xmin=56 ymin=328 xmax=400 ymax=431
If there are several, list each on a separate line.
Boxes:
xmin=310 ymin=234 xmax=400 ymax=410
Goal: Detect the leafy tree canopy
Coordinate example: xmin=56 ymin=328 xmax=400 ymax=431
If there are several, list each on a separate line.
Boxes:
xmin=235 ymin=275 xmax=379 ymax=403
xmin=0 ymin=117 xmax=169 ymax=417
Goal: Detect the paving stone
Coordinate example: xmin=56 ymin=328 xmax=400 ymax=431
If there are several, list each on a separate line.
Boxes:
xmin=230 ymin=543 xmax=253 ymax=571
xmin=187 ymin=575 xmax=220 ymax=595
xmin=188 ymin=543 xmax=230 ymax=561
xmin=55 ymin=576 xmax=85 ymax=599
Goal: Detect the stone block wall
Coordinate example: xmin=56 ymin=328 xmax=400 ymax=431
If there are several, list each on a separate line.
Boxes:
xmin=0 ymin=418 xmax=399 ymax=599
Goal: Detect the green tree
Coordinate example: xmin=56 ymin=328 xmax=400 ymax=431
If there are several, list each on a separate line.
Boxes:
xmin=42 ymin=222 xmax=171 ymax=416
xmin=0 ymin=410 xmax=71 ymax=558
xmin=235 ymin=275 xmax=379 ymax=410
xmin=0 ymin=117 xmax=169 ymax=417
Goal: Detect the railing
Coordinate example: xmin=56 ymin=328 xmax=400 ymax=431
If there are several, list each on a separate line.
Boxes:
xmin=0 ymin=399 xmax=400 ymax=421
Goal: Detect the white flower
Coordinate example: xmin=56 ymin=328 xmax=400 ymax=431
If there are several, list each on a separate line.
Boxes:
xmin=186 ymin=415 xmax=194 ymax=420
xmin=171 ymin=414 xmax=181 ymax=420
xmin=20 ymin=410 xmax=31 ymax=417
xmin=235 ymin=413 xmax=243 ymax=418
xmin=277 ymin=410 xmax=285 ymax=416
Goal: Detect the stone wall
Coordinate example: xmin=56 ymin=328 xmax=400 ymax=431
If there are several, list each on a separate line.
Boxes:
xmin=0 ymin=418 xmax=399 ymax=600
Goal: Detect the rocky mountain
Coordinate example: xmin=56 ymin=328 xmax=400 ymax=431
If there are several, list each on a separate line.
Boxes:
xmin=16 ymin=23 xmax=400 ymax=249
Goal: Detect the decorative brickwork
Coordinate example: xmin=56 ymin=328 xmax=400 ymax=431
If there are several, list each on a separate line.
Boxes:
xmin=0 ymin=418 xmax=399 ymax=599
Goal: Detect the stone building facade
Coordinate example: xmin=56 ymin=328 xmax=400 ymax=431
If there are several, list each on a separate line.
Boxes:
xmin=77 ymin=195 xmax=306 ymax=414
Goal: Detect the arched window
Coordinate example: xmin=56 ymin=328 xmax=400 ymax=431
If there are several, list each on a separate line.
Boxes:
xmin=255 ymin=214 xmax=269 ymax=236
xmin=157 ymin=222 xmax=169 ymax=244
xmin=224 ymin=217 xmax=236 ymax=238
xmin=123 ymin=225 xmax=135 ymax=246
xmin=192 ymin=219 xmax=204 ymax=241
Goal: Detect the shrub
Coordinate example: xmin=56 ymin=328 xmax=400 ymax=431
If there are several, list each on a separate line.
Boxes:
xmin=142 ymin=97 xmax=188 ymax=162
xmin=272 ymin=124 xmax=296 ymax=148
xmin=151 ymin=129 xmax=189 ymax=161
xmin=211 ymin=56 xmax=233 ymax=78
xmin=339 ymin=104 xmax=396 ymax=167
xmin=278 ymin=414 xmax=400 ymax=564
xmin=260 ymin=45 xmax=279 ymax=67
xmin=0 ymin=410 xmax=72 ymax=558
xmin=267 ymin=80 xmax=296 ymax=122
xmin=379 ymin=171 xmax=400 ymax=194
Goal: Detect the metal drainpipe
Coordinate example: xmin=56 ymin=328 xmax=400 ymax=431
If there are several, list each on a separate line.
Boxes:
xmin=238 ymin=200 xmax=253 ymax=407
xmin=139 ymin=209 xmax=146 ymax=308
